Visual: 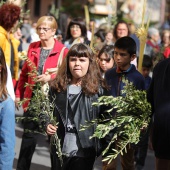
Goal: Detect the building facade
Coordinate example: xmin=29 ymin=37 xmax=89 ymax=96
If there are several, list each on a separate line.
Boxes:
xmin=13 ymin=0 xmax=169 ymax=27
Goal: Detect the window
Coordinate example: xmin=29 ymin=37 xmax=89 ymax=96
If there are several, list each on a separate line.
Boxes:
xmin=34 ymin=0 xmax=41 ymax=16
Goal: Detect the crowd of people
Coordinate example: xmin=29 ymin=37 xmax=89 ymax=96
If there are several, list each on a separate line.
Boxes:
xmin=0 ymin=1 xmax=170 ymax=170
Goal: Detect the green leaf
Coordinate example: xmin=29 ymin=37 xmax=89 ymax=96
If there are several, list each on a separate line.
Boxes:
xmin=81 ymin=78 xmax=151 ymax=163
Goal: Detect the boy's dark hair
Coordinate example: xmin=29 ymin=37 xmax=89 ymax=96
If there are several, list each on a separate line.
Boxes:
xmin=114 ymin=36 xmax=136 ymax=56
xmin=142 ymin=55 xmax=153 ymax=68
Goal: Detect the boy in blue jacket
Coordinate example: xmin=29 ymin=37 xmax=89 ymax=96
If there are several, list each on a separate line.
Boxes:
xmin=104 ymin=36 xmax=145 ymax=170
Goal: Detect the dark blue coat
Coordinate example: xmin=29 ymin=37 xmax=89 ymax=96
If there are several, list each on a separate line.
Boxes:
xmin=105 ymin=64 xmax=145 ymax=97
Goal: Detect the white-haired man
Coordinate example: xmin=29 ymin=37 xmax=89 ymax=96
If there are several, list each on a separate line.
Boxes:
xmin=145 ymin=27 xmax=160 ymax=57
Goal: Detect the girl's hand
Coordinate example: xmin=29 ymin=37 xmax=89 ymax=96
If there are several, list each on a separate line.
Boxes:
xmin=46 ymin=124 xmax=57 ymax=135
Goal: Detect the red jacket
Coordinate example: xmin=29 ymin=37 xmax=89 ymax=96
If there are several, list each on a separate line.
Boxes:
xmin=15 ymin=39 xmax=68 ymax=111
xmin=164 ymin=46 xmax=170 ymax=58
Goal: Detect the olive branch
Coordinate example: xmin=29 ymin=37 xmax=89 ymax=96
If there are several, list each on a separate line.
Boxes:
xmin=16 ymin=56 xmax=63 ymax=166
xmin=81 ymin=78 xmax=151 ymax=164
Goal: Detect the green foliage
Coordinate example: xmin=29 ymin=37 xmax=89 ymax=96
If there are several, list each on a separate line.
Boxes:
xmin=106 ymin=0 xmax=117 ymax=28
xmin=81 ymin=78 xmax=151 ymax=164
xmin=50 ymin=4 xmax=59 ymax=20
xmin=0 ymin=0 xmax=5 ymax=6
xmin=16 ymin=81 xmax=63 ymax=165
xmin=16 ymin=57 xmax=63 ymax=166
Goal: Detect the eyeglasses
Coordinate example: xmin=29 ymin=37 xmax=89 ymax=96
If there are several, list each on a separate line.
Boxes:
xmin=70 ymin=25 xmax=80 ymax=30
xmin=37 ymin=27 xmax=51 ymax=32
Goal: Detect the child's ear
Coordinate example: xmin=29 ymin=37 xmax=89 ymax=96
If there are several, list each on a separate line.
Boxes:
xmin=130 ymin=54 xmax=136 ymax=61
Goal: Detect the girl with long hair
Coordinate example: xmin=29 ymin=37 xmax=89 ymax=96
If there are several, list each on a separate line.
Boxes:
xmin=43 ymin=43 xmax=107 ymax=170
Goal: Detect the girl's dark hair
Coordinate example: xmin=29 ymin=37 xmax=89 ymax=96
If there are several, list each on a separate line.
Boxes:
xmin=0 ymin=47 xmax=8 ymax=100
xmin=113 ymin=20 xmax=130 ymax=40
xmin=0 ymin=3 xmax=21 ymax=31
xmin=65 ymin=17 xmax=87 ymax=40
xmin=50 ymin=43 xmax=107 ymax=95
xmin=114 ymin=36 xmax=136 ymax=56
xmin=98 ymin=44 xmax=114 ymax=60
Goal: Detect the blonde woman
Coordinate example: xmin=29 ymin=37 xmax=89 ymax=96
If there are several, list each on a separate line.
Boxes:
xmin=15 ymin=16 xmax=68 ymax=170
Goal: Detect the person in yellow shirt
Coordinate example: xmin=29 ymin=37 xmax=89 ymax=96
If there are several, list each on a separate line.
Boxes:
xmin=0 ymin=2 xmax=21 ymax=86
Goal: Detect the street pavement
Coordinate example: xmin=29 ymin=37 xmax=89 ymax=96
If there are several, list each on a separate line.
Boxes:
xmin=13 ymin=107 xmax=155 ymax=170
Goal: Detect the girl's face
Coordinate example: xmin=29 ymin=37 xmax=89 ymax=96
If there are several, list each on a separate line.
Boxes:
xmin=99 ymin=53 xmax=114 ymax=72
xmin=105 ymin=32 xmax=114 ymax=43
xmin=70 ymin=24 xmax=82 ymax=39
xmin=69 ymin=56 xmax=89 ymax=83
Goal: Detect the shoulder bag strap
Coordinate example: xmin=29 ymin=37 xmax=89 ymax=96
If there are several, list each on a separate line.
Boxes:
xmin=57 ymin=46 xmax=66 ymax=68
